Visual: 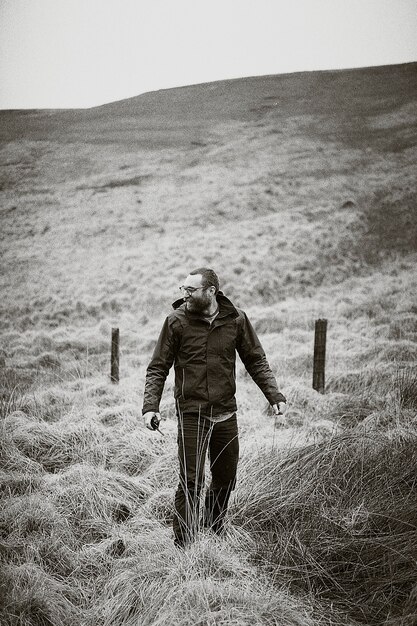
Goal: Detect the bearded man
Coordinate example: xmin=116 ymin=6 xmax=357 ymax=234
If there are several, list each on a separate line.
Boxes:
xmin=142 ymin=268 xmax=287 ymax=547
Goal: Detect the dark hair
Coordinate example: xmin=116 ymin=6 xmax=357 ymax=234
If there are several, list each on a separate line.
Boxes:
xmin=189 ymin=268 xmax=220 ymax=294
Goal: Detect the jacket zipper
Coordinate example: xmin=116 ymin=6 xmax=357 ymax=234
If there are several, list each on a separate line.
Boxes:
xmin=182 ymin=368 xmax=186 ymax=399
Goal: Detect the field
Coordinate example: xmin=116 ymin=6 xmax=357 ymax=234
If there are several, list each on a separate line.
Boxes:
xmin=1 ymin=62 xmax=417 ymax=625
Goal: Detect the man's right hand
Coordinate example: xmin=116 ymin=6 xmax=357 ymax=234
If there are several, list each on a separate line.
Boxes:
xmin=143 ymin=411 xmax=161 ymax=431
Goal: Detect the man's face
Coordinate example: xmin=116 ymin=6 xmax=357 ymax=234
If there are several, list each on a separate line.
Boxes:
xmin=181 ymin=274 xmax=212 ymax=313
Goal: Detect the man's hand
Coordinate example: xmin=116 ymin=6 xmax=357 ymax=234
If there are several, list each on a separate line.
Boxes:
xmin=272 ymin=402 xmax=287 ymax=427
xmin=273 ymin=402 xmax=287 ymax=416
xmin=143 ymin=411 xmax=161 ymax=431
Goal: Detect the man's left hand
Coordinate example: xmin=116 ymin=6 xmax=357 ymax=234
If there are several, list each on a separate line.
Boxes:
xmin=272 ymin=402 xmax=287 ymax=416
xmin=272 ymin=402 xmax=287 ymax=427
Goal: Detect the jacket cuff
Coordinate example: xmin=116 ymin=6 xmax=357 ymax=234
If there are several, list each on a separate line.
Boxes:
xmin=142 ymin=405 xmax=159 ymax=415
xmin=274 ymin=392 xmax=287 ymax=405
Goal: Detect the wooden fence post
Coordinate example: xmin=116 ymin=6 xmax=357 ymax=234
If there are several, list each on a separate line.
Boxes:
xmin=111 ymin=328 xmax=120 ymax=383
xmin=313 ymin=319 xmax=327 ymax=393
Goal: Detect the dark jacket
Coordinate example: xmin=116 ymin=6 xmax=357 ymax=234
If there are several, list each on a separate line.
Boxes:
xmin=142 ymin=292 xmax=286 ymax=416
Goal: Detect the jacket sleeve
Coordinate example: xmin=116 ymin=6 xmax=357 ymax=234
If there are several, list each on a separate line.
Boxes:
xmin=142 ymin=317 xmax=177 ymax=414
xmin=236 ymin=312 xmax=286 ymax=406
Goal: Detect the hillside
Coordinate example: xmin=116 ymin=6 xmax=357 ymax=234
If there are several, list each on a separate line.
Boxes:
xmin=1 ymin=63 xmax=417 ymax=626
xmin=1 ymin=63 xmax=416 ymax=308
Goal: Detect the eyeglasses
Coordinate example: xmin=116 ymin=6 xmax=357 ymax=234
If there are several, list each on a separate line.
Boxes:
xmin=179 ymin=285 xmax=206 ymax=294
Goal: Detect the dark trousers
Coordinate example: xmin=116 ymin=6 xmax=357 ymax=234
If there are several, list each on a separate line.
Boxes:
xmin=173 ymin=413 xmax=239 ymax=546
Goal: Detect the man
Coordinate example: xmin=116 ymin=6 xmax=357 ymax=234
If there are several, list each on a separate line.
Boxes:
xmin=142 ymin=268 xmax=287 ymax=547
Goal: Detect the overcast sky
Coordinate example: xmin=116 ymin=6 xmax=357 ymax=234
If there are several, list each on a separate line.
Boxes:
xmin=1 ymin=0 xmax=416 ymax=110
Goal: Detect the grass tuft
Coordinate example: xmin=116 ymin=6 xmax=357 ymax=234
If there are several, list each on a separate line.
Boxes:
xmin=0 ymin=563 xmax=83 ymax=626
xmin=234 ymin=428 xmax=417 ymax=624
xmin=395 ymin=367 xmax=417 ymax=410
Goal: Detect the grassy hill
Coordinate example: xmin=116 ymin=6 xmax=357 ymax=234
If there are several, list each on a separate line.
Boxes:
xmin=1 ymin=62 xmax=417 ymax=625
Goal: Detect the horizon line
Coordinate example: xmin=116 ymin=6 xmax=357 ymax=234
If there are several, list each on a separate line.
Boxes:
xmin=1 ymin=59 xmax=416 ymax=113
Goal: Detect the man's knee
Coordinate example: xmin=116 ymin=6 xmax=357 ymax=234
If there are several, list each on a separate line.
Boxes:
xmin=176 ymin=479 xmax=203 ymax=500
xmin=211 ymin=471 xmax=237 ymax=492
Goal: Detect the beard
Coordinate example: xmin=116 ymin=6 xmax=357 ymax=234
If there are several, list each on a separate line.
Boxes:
xmin=185 ymin=293 xmax=211 ymax=313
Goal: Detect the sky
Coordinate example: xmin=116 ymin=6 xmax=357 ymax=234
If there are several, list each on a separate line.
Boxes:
xmin=0 ymin=0 xmax=416 ymax=110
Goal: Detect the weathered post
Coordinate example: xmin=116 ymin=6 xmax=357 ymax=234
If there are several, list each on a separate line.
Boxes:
xmin=313 ymin=319 xmax=327 ymax=393
xmin=111 ymin=328 xmax=120 ymax=383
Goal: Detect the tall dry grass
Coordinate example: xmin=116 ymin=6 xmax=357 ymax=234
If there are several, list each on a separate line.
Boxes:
xmin=233 ymin=421 xmax=417 ymax=625
xmin=1 ymin=362 xmax=416 ymax=625
xmin=1 ymin=254 xmax=416 ymax=626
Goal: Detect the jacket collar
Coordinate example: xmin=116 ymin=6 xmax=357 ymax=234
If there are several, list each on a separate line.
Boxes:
xmin=172 ymin=291 xmax=239 ymax=319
